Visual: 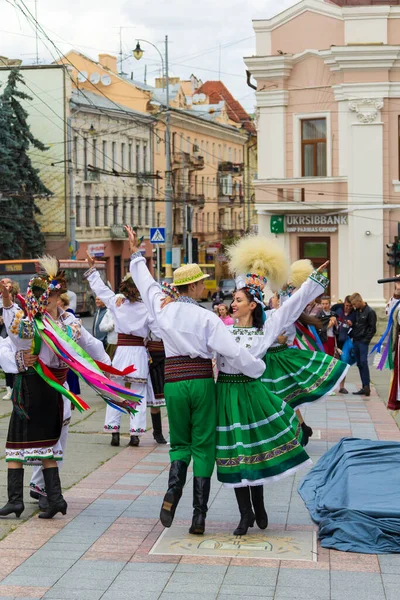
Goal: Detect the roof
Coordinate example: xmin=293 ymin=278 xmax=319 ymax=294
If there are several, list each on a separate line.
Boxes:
xmin=197 ymin=81 xmax=255 ymax=133
xmin=70 ymin=89 xmax=153 ymax=122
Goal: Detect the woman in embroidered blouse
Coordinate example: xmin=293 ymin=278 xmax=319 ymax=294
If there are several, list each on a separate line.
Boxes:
xmin=0 ymin=260 xmax=111 ymax=520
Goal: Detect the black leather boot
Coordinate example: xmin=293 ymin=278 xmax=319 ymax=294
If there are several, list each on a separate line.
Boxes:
xmin=189 ymin=477 xmax=211 ymax=535
xmin=301 ymin=422 xmax=313 ymax=447
xmin=39 ymin=495 xmax=49 ymax=511
xmin=129 ymin=435 xmax=140 ymax=446
xmin=160 ymin=460 xmax=188 ymax=528
xmin=151 ymin=412 xmax=167 ymax=444
xmin=111 ymin=432 xmax=120 ymax=446
xmin=38 ymin=467 xmax=67 ymax=519
xmin=0 ymin=469 xmax=24 ymax=518
xmin=233 ymin=487 xmax=255 ymax=536
xmin=250 ymin=485 xmax=268 ymax=530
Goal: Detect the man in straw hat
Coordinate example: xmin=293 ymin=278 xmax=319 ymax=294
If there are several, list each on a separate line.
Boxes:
xmin=125 ymin=226 xmax=266 ymax=535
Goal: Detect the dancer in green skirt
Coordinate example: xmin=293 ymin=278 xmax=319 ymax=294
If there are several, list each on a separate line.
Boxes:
xmin=215 ymin=237 xmax=330 ymax=536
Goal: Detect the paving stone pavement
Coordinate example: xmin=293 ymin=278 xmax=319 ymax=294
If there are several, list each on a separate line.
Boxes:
xmin=0 ymin=366 xmax=398 ymax=599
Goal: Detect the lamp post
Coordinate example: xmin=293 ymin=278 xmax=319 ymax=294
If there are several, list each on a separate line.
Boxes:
xmin=134 ymin=36 xmax=173 ymax=281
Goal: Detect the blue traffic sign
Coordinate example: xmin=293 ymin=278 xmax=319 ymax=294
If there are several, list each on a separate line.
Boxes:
xmin=150 ymin=227 xmax=166 ymax=244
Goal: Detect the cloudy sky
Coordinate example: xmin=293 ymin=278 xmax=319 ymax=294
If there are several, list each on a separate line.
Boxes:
xmin=1 ymin=0 xmax=298 ymax=112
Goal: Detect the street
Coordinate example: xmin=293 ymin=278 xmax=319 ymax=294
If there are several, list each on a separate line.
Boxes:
xmin=0 ymin=355 xmax=397 ymax=599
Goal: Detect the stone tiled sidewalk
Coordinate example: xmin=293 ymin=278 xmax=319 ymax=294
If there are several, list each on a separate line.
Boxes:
xmin=0 ymin=371 xmax=399 ymax=600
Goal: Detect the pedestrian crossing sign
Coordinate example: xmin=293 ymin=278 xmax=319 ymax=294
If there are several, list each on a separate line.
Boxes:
xmin=150 ymin=227 xmax=166 ymax=244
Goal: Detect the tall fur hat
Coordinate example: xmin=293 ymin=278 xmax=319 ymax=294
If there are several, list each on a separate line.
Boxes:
xmin=289 ymin=259 xmax=314 ymax=289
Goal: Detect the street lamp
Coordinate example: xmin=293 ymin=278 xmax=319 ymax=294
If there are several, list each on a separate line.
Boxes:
xmin=133 ymin=36 xmax=173 ymax=281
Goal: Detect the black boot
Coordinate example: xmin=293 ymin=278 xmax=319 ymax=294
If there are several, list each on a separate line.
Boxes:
xmin=301 ymin=422 xmax=313 ymax=447
xmin=151 ymin=412 xmax=167 ymax=444
xmin=129 ymin=435 xmax=140 ymax=447
xmin=233 ymin=487 xmax=255 ymax=536
xmin=160 ymin=460 xmax=188 ymax=528
xmin=111 ymin=432 xmax=120 ymax=446
xmin=189 ymin=477 xmax=211 ymax=535
xmin=38 ymin=467 xmax=67 ymax=519
xmin=39 ymin=495 xmax=49 ymax=511
xmin=30 ymin=490 xmax=40 ymax=501
xmin=250 ymin=485 xmax=268 ymax=530
xmin=0 ymin=469 xmax=24 ymax=518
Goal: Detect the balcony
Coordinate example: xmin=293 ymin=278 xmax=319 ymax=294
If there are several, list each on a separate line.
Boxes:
xmin=254 ymin=177 xmax=348 ymax=211
xmin=218 ymin=161 xmax=244 ymax=174
xmin=110 ymin=224 xmax=128 ymax=240
xmin=189 ymin=194 xmax=205 ymax=207
xmin=172 ymin=151 xmax=205 ymax=171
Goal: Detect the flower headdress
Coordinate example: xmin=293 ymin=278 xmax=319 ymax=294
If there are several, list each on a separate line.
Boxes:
xmin=25 ymin=256 xmax=67 ymax=319
xmin=119 ymin=273 xmax=141 ymax=303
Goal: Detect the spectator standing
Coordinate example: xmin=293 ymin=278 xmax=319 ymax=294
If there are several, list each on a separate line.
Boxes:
xmin=92 ymin=298 xmax=108 ymax=349
xmin=0 ymin=279 xmax=20 ymax=400
xmin=211 ymin=287 xmax=225 ymax=309
xmin=217 ymin=304 xmax=234 ymax=326
xmin=318 ymin=297 xmax=337 ymax=357
xmin=304 ymin=296 xmax=323 ymax=318
xmin=332 ymin=296 xmax=355 ymax=394
xmin=350 ymin=292 xmax=377 ymax=397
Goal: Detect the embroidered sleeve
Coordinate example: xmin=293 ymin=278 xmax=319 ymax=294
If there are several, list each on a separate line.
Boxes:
xmin=309 ymin=270 xmax=329 ymax=289
xmin=130 ymin=251 xmax=143 ymax=261
xmin=15 ymin=350 xmax=27 ymax=372
xmin=9 ymin=310 xmax=34 ymax=339
xmin=83 ymin=266 xmax=97 ymax=279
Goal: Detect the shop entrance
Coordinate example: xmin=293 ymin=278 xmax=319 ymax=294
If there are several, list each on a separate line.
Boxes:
xmin=299 ymin=237 xmax=330 ymax=294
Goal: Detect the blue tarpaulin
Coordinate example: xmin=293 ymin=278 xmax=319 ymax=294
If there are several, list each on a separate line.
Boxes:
xmin=298 ymin=437 xmax=400 ymax=553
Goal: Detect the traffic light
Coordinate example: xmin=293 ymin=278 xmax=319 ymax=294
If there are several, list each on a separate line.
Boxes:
xmin=386 ymin=240 xmax=400 ymax=267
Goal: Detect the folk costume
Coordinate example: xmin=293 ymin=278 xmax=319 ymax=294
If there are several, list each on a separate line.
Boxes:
xmin=85 ymin=268 xmax=164 ymax=446
xmin=1 ymin=257 xmax=140 ymax=520
xmin=146 ymin=332 xmax=167 ymax=444
xmin=215 ymin=237 xmax=329 ymax=535
xmin=129 ymin=255 xmax=266 ymax=536
xmin=371 ymin=297 xmax=400 ymax=410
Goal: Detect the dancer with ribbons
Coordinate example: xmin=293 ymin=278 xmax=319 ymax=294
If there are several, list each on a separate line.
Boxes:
xmin=0 ymin=257 xmax=140 ymax=520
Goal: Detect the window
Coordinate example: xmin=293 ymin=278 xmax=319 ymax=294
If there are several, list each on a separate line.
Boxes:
xmin=218 ymin=144 xmax=221 ymax=161
xmin=187 ymin=136 xmax=191 ymax=153
xmin=136 ymin=141 xmax=140 ymax=173
xmin=83 ymin=138 xmax=88 ymax=180
xmin=112 ymin=142 xmax=116 ymax=170
xmin=213 ymin=212 xmax=216 ymax=231
xmin=228 ymin=147 xmax=232 ymax=162
xmin=213 ymin=177 xmax=216 ymax=199
xmin=94 ymin=196 xmax=100 ymax=226
xmin=157 ymin=212 xmax=161 ymax=226
xmin=195 ymin=212 xmax=198 ymax=232
xmin=113 ymin=197 xmax=118 ymax=224
xmin=234 ymin=148 xmax=237 ymax=163
xmin=206 ymin=212 xmax=210 ymax=232
xmin=195 ymin=175 xmax=198 ymax=195
xmin=92 ymin=139 xmax=97 ymax=168
xmin=145 ymin=200 xmax=149 ymax=224
xmin=138 ymin=197 xmax=142 ymax=226
xmin=102 ymin=141 xmax=107 ymax=170
xmin=206 ymin=177 xmax=209 ymax=198
xmin=104 ymin=196 xmax=109 ymax=226
xmin=206 ymin=141 xmax=209 ymax=159
xmin=122 ymin=197 xmax=127 ymax=224
xmin=85 ymin=195 xmax=90 ymax=227
xmin=73 ymin=136 xmax=78 ymax=169
xmin=180 ymin=134 xmax=183 ymax=151
xmin=143 ymin=143 xmax=148 ymax=173
xmin=212 ymin=142 xmax=215 ymax=164
xmin=223 ymin=144 xmax=227 ymax=160
xmin=121 ymin=143 xmax=125 ymax=171
xmin=128 ymin=143 xmax=132 ymax=172
xmin=301 ymin=118 xmax=327 ymax=177
xmin=221 ymin=174 xmax=233 ymax=195
xmin=76 ymin=195 xmax=81 ymax=227
xmin=156 ymin=171 xmax=160 ymax=194
xmin=201 ymin=177 xmax=204 ymax=195
xmin=130 ymin=197 xmax=134 ymax=225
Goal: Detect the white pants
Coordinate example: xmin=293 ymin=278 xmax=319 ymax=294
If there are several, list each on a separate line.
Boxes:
xmin=104 ymin=380 xmax=147 ymax=435
xmin=30 ymin=397 xmax=71 ymax=496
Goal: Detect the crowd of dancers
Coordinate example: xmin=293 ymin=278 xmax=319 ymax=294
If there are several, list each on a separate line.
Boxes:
xmin=0 ymin=232 xmax=350 ymax=536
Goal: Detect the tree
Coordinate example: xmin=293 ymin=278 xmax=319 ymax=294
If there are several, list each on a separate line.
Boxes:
xmin=0 ymin=69 xmax=51 ymax=258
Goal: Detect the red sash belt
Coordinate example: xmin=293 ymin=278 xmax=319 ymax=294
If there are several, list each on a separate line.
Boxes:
xmin=117 ymin=334 xmax=145 ymax=347
xmin=165 ymin=355 xmax=213 ymax=383
xmin=49 ymin=368 xmax=69 ymax=385
xmin=147 ymin=340 xmax=165 ymax=354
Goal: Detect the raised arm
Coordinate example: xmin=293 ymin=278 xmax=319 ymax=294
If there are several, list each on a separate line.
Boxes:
xmin=262 ymin=268 xmax=329 ymax=353
xmin=84 ymin=252 xmax=116 ymax=310
xmin=125 ymin=227 xmax=164 ymax=323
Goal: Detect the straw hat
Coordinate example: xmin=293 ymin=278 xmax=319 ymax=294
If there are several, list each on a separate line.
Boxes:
xmin=173 ymin=264 xmax=210 ymax=287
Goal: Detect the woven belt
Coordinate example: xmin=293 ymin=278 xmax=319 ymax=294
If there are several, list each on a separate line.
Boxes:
xmin=267 ymin=344 xmax=289 ymax=354
xmin=117 ymin=334 xmax=145 ymax=347
xmin=49 ymin=368 xmax=69 ymax=385
xmin=165 ymin=355 xmax=213 ymax=383
xmin=147 ymin=340 xmax=165 ymax=353
xmin=217 ymin=372 xmax=255 ymax=384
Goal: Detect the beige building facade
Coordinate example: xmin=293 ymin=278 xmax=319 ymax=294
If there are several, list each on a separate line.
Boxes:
xmin=245 ymin=0 xmax=400 ymax=305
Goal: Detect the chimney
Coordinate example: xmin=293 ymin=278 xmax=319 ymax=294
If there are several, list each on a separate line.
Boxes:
xmin=98 ymin=54 xmax=118 ymax=73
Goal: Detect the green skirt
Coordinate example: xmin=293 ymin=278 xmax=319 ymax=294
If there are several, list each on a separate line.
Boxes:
xmin=216 ymin=373 xmax=311 ymax=487
xmin=261 ymin=345 xmax=349 ymax=411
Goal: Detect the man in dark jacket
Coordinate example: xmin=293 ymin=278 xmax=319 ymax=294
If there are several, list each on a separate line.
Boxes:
xmin=350 ymin=292 xmax=377 ymax=397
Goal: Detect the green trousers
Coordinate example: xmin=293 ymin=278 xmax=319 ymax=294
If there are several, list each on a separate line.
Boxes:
xmin=164 ymin=377 xmax=216 ymax=477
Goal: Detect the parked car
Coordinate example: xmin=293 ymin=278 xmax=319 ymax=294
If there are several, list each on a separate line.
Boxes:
xmin=219 ymin=279 xmax=236 ymax=298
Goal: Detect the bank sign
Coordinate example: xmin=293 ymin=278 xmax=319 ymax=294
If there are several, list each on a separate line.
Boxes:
xmin=270 ymin=214 xmax=348 ymax=234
